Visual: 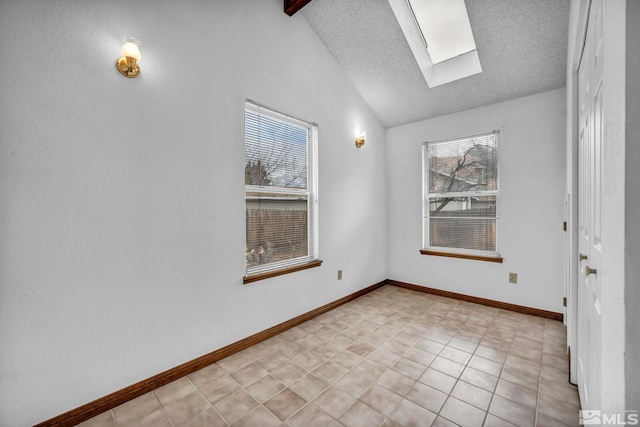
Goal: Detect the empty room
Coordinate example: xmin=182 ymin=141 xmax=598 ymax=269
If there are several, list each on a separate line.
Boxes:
xmin=1 ymin=0 xmax=638 ymax=426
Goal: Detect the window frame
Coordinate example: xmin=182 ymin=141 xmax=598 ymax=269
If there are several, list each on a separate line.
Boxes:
xmin=421 ymin=130 xmax=502 ymax=262
xmin=243 ymin=100 xmax=320 ymax=283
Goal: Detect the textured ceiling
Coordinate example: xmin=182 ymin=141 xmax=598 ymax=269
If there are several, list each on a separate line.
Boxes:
xmin=301 ymin=0 xmax=570 ymax=127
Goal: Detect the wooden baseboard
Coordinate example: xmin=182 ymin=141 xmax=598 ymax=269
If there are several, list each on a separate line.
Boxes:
xmin=35 ymin=281 xmax=386 ymax=427
xmin=387 ymin=279 xmax=563 ymax=321
xmin=35 ymin=278 xmax=562 ymax=426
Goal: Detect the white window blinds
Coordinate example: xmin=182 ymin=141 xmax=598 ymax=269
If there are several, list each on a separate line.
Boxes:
xmin=424 ymin=131 xmax=499 ymax=255
xmin=244 ymin=101 xmax=319 ymax=276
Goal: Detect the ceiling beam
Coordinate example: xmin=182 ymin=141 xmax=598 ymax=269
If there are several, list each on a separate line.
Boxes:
xmin=284 ymin=0 xmax=313 ymax=16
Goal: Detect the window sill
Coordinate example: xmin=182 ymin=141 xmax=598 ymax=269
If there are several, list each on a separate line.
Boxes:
xmin=243 ymin=259 xmax=323 ymax=284
xmin=420 ymin=249 xmax=503 ymax=263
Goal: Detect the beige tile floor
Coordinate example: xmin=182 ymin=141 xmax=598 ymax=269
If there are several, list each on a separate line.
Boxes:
xmin=79 ymin=286 xmax=580 ymax=427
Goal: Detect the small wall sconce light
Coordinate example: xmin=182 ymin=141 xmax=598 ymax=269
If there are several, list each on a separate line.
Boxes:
xmin=116 ymin=37 xmax=142 ymax=78
xmin=355 ymin=131 xmax=366 ymax=148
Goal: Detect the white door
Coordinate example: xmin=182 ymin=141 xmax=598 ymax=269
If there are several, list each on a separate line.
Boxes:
xmin=577 ymin=0 xmax=603 ymax=410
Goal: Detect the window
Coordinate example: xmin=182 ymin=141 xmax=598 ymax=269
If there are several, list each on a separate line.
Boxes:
xmin=244 ymin=101 xmax=320 ymax=282
xmin=422 ymin=131 xmax=501 ymax=261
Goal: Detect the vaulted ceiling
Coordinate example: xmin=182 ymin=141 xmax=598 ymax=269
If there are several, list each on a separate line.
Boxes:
xmin=297 ymin=0 xmax=570 ymax=127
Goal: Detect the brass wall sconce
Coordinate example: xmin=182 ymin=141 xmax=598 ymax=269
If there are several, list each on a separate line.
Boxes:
xmin=355 ymin=131 xmax=366 ymax=148
xmin=116 ymin=37 xmax=142 ymax=78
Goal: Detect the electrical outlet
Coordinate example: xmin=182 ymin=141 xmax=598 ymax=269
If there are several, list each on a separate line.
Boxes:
xmin=509 ymin=272 xmax=518 ymax=284
xmin=338 ymin=270 xmax=342 ymax=280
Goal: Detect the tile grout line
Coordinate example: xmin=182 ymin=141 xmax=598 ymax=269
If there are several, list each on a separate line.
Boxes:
xmin=151 ymin=391 xmax=176 ymax=427
xmin=184 ymin=375 xmax=225 ymax=426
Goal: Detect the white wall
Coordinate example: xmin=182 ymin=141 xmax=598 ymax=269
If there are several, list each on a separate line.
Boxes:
xmin=387 ymin=89 xmax=566 ymax=312
xmin=626 ymin=0 xmax=640 ymax=411
xmin=0 ymin=1 xmax=387 ymax=425
xmin=598 ymin=0 xmax=627 ymax=409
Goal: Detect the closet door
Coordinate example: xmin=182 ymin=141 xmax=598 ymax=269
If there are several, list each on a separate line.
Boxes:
xmin=576 ymin=0 xmax=603 ymax=410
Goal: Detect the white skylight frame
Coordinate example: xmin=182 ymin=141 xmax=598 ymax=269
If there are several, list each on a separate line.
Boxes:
xmin=388 ymin=0 xmax=482 ymax=88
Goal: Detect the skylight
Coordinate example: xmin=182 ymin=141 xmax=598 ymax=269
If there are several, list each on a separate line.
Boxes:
xmin=408 ymin=0 xmax=477 ymax=64
xmin=388 ymin=0 xmax=482 ymax=87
